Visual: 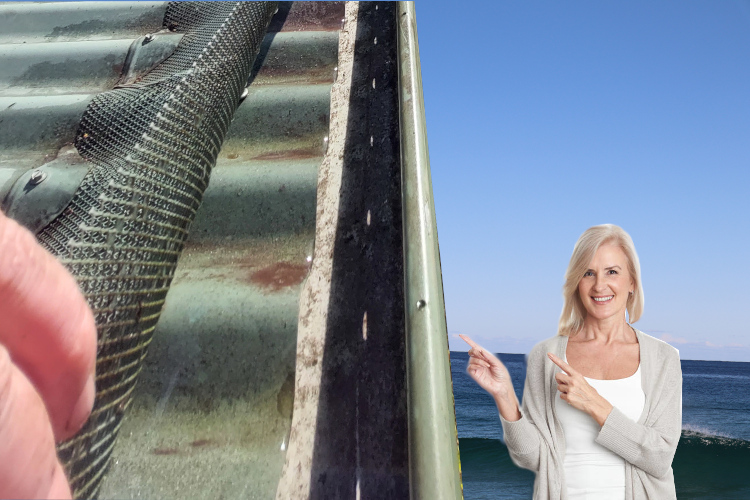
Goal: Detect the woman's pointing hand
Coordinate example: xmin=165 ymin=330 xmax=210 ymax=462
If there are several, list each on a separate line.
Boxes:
xmin=547 ymin=353 xmax=613 ymax=426
xmin=460 ymin=335 xmax=520 ymax=421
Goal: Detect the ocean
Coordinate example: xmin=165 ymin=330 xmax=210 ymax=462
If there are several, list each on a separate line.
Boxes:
xmin=450 ymin=351 xmax=750 ymax=499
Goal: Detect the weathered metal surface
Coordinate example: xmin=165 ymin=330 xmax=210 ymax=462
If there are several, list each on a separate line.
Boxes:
xmin=1 ymin=147 xmax=93 ymax=234
xmin=38 ymin=3 xmax=280 ymax=497
xmin=189 ymin=158 xmax=320 ymax=240
xmin=0 ymin=39 xmax=131 ymax=95
xmin=222 ymin=84 xmax=331 ymax=161
xmin=276 ymin=3 xmax=411 ymax=498
xmin=99 ymin=234 xmax=312 ymax=498
xmin=269 ymin=2 xmax=345 ymax=33
xmin=117 ymin=31 xmax=184 ymax=86
xmin=397 ymin=2 xmax=463 ymax=498
xmin=274 ymin=6 xmax=361 ymax=494
xmin=0 ymin=1 xmax=342 ymax=498
xmin=0 ymin=2 xmax=167 ymax=44
xmin=97 ymin=3 xmax=342 ymax=498
xmin=0 ymin=1 xmax=460 ymax=498
xmin=251 ymin=31 xmax=340 ymax=86
xmin=0 ymin=94 xmax=94 ymax=156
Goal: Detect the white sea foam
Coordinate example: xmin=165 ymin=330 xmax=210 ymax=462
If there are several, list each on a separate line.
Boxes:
xmin=681 ymin=423 xmax=736 ymax=440
xmin=683 ymin=373 xmax=749 ymax=380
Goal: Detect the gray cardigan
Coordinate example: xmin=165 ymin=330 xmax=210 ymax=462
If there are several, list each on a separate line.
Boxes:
xmin=500 ymin=329 xmax=682 ymax=499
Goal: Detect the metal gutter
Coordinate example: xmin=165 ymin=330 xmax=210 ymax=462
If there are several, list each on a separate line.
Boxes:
xmin=397 ymin=2 xmax=463 ymax=498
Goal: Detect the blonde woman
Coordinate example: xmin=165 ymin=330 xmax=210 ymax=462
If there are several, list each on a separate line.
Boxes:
xmin=461 ymin=224 xmax=682 ymax=499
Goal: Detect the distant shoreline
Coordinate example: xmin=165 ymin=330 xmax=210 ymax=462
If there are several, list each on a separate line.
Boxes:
xmin=449 ymin=351 xmax=750 ymax=364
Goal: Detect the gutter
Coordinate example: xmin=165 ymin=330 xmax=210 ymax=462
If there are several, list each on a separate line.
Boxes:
xmin=397 ymin=3 xmax=463 ymax=499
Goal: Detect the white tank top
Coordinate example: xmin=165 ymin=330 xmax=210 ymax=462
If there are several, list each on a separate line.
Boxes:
xmin=554 ymin=360 xmax=645 ymax=500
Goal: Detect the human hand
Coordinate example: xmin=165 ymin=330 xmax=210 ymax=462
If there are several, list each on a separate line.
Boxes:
xmin=459 ymin=334 xmax=515 ymax=400
xmin=547 ymin=353 xmax=613 ymax=426
xmin=0 ymin=210 xmax=97 ymax=499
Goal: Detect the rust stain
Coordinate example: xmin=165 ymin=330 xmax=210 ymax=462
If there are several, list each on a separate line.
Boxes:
xmin=249 ymin=262 xmax=308 ymax=291
xmin=190 ymin=438 xmax=214 ymax=448
xmin=251 ymin=69 xmax=335 ymax=86
xmin=252 ymin=148 xmax=321 ymax=161
xmin=112 ymin=61 xmax=124 ymax=78
xmin=152 ymin=447 xmax=181 ymax=456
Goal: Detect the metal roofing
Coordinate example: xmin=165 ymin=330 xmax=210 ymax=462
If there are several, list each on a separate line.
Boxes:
xmin=0 ymin=2 xmax=462 ymax=498
xmin=1 ymin=1 xmax=342 ymax=498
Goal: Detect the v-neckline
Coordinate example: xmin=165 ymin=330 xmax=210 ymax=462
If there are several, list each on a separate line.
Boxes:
xmin=561 ymin=327 xmax=642 ymax=381
xmin=556 ymin=328 xmax=648 ymax=423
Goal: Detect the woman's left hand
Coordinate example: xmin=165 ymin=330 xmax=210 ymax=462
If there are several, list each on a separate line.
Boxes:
xmin=547 ymin=353 xmax=613 ymax=427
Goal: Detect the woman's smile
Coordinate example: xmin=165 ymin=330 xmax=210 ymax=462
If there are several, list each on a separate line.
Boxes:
xmin=592 ymin=295 xmax=614 ymax=303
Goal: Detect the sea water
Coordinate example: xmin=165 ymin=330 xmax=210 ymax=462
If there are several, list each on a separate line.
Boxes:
xmin=450 ymin=351 xmax=750 ymax=499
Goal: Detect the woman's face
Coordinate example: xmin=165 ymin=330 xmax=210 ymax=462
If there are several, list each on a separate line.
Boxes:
xmin=577 ymin=243 xmax=635 ymax=324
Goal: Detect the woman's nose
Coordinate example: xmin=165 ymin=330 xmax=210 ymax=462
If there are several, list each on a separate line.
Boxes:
xmin=593 ymin=274 xmax=605 ymax=290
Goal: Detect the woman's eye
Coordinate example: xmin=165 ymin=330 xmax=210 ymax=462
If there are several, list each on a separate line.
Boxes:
xmin=608 ymin=269 xmax=618 ymax=275
xmin=583 ymin=271 xmax=593 ymax=277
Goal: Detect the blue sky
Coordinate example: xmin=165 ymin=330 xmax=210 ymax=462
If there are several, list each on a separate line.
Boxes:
xmin=418 ymin=1 xmax=750 ymax=361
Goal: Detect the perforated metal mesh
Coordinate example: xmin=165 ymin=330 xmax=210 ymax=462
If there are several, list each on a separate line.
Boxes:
xmin=38 ymin=3 xmax=277 ymax=497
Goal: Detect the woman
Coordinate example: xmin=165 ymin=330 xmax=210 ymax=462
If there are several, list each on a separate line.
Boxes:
xmin=461 ymin=224 xmax=682 ymax=499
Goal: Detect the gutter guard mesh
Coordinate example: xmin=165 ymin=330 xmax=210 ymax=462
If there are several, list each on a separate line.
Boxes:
xmin=36 ymin=3 xmax=277 ymax=497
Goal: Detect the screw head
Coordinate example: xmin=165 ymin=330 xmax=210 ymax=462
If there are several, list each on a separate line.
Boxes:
xmin=29 ymin=170 xmax=47 ymax=185
xmin=239 ymin=87 xmax=249 ymax=104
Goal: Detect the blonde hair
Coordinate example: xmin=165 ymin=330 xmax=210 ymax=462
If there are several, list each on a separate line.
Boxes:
xmin=558 ymin=224 xmax=644 ymax=336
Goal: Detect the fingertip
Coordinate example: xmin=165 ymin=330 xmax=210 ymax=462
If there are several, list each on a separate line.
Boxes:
xmin=60 ymin=373 xmax=94 ymax=440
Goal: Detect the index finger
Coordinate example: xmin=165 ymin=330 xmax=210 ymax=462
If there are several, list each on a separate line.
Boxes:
xmin=547 ymin=352 xmax=577 ymax=376
xmin=0 ymin=210 xmax=97 ymax=441
xmin=459 ymin=334 xmax=482 ymax=350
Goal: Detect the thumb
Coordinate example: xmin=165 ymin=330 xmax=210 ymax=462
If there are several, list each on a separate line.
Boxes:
xmin=0 ymin=210 xmax=96 ymax=441
xmin=0 ymin=345 xmax=72 ymax=499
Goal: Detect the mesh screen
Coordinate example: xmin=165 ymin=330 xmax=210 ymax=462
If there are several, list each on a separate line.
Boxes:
xmin=37 ymin=3 xmax=277 ymax=497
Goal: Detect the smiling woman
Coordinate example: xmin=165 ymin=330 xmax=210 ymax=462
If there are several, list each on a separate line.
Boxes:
xmin=461 ymin=224 xmax=682 ymax=499
xmin=560 ymin=224 xmax=644 ymax=338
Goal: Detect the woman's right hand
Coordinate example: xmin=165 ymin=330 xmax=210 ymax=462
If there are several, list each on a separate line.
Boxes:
xmin=460 ymin=335 xmax=521 ymax=421
xmin=459 ymin=334 xmax=515 ymax=401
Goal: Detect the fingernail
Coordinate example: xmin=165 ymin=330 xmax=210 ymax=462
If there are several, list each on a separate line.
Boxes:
xmin=66 ymin=374 xmax=95 ymax=435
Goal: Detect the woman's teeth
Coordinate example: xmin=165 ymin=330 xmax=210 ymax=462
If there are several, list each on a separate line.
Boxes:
xmin=593 ymin=296 xmax=613 ymax=302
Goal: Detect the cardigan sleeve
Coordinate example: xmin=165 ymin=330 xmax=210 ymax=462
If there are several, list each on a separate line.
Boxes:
xmin=500 ymin=411 xmax=542 ymax=472
xmin=499 ymin=345 xmax=549 ymax=473
xmin=595 ymin=348 xmax=682 ymax=478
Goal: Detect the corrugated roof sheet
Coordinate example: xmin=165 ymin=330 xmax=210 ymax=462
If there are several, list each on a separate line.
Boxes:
xmin=0 ymin=2 xmax=463 ymax=498
xmin=0 ymin=2 xmax=344 ymax=498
